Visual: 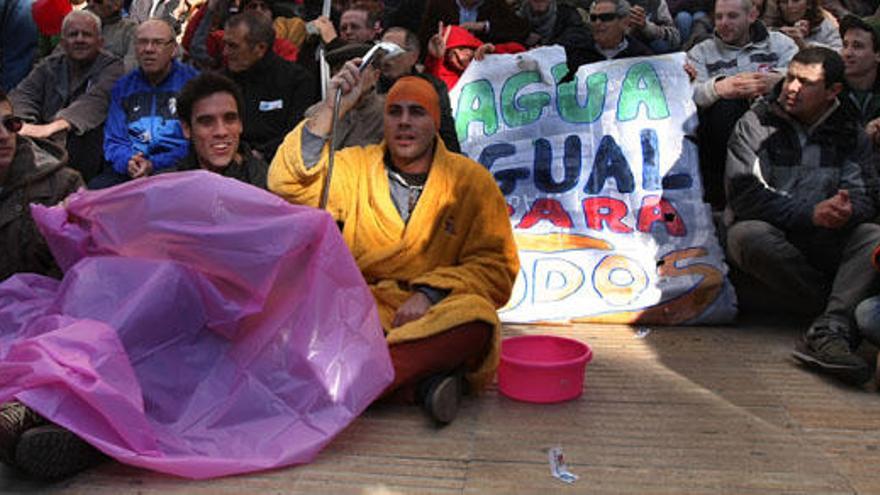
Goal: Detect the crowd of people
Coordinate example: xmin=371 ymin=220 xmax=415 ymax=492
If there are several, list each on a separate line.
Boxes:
xmin=1 ymin=0 xmax=880 ymax=482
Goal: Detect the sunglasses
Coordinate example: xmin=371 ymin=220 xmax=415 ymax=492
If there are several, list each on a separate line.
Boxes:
xmin=590 ymin=12 xmax=619 ymax=22
xmin=1 ymin=116 xmax=22 ymax=133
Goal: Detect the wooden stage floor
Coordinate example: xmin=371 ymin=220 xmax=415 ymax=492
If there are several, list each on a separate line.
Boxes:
xmin=2 ymin=315 xmax=880 ymax=494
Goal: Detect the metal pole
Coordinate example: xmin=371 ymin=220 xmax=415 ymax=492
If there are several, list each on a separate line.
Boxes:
xmin=318 ymin=87 xmax=343 ymax=210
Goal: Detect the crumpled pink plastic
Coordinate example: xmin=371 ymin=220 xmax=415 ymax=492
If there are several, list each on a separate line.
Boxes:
xmin=0 ymin=171 xmax=393 ymax=479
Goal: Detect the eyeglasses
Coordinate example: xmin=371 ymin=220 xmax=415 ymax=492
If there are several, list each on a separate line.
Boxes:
xmin=135 ymin=38 xmax=175 ymax=48
xmin=590 ymin=12 xmax=619 ymax=22
xmin=1 ymin=116 xmax=22 ymax=133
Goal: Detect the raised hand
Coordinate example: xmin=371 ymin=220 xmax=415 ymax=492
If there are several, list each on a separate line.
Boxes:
xmin=427 ymin=21 xmax=450 ymax=59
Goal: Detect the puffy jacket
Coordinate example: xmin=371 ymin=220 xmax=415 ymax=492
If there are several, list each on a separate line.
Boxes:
xmin=725 ymin=89 xmax=879 ymax=232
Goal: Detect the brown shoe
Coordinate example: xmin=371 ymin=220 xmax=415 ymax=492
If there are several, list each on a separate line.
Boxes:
xmin=14 ymin=425 xmax=105 ymax=480
xmin=0 ymin=401 xmax=45 ymax=466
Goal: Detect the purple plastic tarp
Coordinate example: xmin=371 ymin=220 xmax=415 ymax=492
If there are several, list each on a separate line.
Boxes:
xmin=0 ymin=171 xmax=393 ymax=479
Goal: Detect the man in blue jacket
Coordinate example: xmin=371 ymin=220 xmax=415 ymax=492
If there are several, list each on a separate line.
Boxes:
xmin=90 ymin=18 xmax=198 ymax=188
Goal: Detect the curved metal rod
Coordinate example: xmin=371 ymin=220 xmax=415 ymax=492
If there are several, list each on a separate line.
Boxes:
xmin=318 ymin=42 xmax=405 ymax=211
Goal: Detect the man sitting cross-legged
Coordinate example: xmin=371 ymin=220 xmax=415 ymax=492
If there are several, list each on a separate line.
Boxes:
xmin=269 ymin=63 xmax=519 ymax=424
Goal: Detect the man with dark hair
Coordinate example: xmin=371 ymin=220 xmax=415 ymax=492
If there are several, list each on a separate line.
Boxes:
xmin=93 ymin=18 xmax=199 ymax=188
xmin=10 ymin=10 xmax=124 ymax=182
xmin=223 ymin=11 xmax=316 ymax=162
xmin=170 ymin=72 xmax=268 ymax=188
xmin=269 ymin=65 xmax=519 ymax=424
xmin=838 ymin=15 xmax=880 ymax=144
xmin=686 ymin=0 xmax=798 ymax=208
xmin=724 ymin=47 xmax=880 ymax=386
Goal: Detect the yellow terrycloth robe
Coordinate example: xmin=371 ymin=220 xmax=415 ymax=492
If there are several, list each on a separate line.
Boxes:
xmin=269 ymin=121 xmax=519 ymax=390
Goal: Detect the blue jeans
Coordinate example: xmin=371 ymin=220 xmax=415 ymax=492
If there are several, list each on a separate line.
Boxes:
xmin=855 ymin=295 xmax=880 ymax=347
xmin=675 ymin=11 xmax=708 ymax=45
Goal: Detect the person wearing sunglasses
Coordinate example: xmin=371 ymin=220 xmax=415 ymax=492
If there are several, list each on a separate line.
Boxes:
xmin=0 ymin=89 xmax=84 ymax=283
xmin=8 ymin=10 xmax=125 ymax=183
xmin=566 ymin=0 xmax=653 ymax=67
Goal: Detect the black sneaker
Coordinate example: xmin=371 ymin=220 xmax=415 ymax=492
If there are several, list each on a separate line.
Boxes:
xmin=0 ymin=402 xmax=45 ymax=467
xmin=14 ymin=425 xmax=105 ymax=480
xmin=420 ymin=374 xmax=463 ymax=425
xmin=792 ymin=331 xmax=872 ymax=385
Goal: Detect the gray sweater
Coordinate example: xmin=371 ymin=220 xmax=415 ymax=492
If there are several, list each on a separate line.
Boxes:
xmin=687 ymin=22 xmax=798 ymax=108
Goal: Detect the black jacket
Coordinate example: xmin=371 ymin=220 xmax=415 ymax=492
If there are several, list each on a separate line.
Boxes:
xmin=224 ymin=51 xmax=317 ymax=162
xmin=172 ymin=142 xmax=268 ymax=190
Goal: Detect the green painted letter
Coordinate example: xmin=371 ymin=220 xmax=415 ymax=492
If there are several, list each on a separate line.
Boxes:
xmin=616 ymin=62 xmax=670 ymax=122
xmin=500 ymin=71 xmax=550 ymax=128
xmin=455 ymin=79 xmax=498 ymax=142
xmin=552 ymin=63 xmax=608 ymax=124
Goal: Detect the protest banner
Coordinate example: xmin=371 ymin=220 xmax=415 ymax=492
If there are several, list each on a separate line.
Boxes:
xmin=450 ymin=47 xmax=737 ymax=324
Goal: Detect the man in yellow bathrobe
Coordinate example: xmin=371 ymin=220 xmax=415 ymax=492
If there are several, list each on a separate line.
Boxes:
xmin=268 ymin=61 xmax=519 ymax=424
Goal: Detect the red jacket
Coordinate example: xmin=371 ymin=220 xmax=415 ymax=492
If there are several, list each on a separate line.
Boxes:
xmin=424 ymin=25 xmax=523 ymax=90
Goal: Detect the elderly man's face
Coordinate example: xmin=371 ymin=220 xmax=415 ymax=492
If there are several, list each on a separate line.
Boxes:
xmin=135 ymin=20 xmax=177 ymax=78
xmin=590 ymin=2 xmax=626 ymax=49
xmin=60 ymin=15 xmax=102 ymax=63
xmin=182 ymin=92 xmax=242 ymax=171
xmin=384 ymin=102 xmax=436 ymax=167
xmin=223 ymin=24 xmax=267 ymax=73
xmin=340 ymin=9 xmax=379 ymax=43
xmin=0 ymin=101 xmax=19 ymax=176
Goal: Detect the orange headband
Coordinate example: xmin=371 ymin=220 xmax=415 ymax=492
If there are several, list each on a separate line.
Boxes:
xmin=385 ymin=76 xmax=441 ymax=130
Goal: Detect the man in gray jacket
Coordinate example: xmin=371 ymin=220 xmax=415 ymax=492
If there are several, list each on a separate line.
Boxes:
xmin=687 ymin=0 xmax=798 ymax=207
xmin=725 ymin=47 xmax=880 ymax=386
xmin=10 ymin=10 xmax=124 ymax=182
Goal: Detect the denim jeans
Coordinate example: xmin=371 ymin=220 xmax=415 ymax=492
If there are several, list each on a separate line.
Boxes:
xmin=855 ymin=295 xmax=880 ymax=347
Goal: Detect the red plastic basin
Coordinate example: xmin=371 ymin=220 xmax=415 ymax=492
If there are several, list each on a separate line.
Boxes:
xmin=498 ymin=335 xmax=593 ymax=404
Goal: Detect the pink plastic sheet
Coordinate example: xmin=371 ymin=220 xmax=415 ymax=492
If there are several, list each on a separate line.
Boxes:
xmin=0 ymin=171 xmax=393 ymax=479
